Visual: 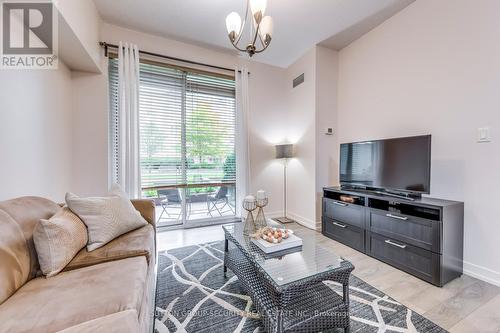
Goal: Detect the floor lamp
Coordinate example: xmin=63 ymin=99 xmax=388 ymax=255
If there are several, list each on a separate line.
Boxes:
xmin=274 ymin=144 xmax=294 ymax=224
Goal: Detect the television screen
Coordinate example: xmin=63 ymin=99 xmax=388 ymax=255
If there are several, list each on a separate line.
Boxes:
xmin=339 ymin=135 xmax=431 ymax=194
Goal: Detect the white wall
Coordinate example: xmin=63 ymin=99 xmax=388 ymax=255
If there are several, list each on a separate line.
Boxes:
xmin=315 ymin=47 xmax=339 ymax=225
xmin=285 ymin=48 xmax=317 ymax=227
xmin=0 ymin=75 xmax=101 ymax=203
xmin=337 ymin=0 xmax=500 ymax=285
xmin=283 ymin=45 xmax=339 ymax=229
xmin=70 ymin=62 xmax=109 ymax=197
xmin=246 ymin=63 xmax=289 ymax=217
xmin=0 ymin=0 xmax=102 ymax=202
xmin=0 ymin=63 xmax=73 ymax=202
xmin=54 ymin=0 xmax=102 ymax=67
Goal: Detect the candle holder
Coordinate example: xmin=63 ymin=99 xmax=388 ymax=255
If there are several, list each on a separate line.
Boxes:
xmin=255 ymin=197 xmax=268 ymax=229
xmin=243 ymin=198 xmax=258 ymax=236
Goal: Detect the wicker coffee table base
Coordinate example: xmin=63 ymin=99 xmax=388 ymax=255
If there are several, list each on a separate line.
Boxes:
xmin=223 ymin=236 xmax=353 ymax=333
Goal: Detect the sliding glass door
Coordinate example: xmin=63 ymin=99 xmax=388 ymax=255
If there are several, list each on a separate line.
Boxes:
xmin=183 ymin=72 xmax=236 ymax=226
xmin=109 ymin=58 xmax=236 ymax=228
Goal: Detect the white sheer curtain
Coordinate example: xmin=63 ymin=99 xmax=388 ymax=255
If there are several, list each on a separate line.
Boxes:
xmin=117 ymin=42 xmax=141 ymax=198
xmin=235 ymin=67 xmax=251 ymax=217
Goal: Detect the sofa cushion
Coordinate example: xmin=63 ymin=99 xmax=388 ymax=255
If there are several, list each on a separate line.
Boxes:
xmin=56 ymin=310 xmax=140 ymax=333
xmin=0 ymin=197 xmax=61 ymax=280
xmin=66 ymin=186 xmax=148 ymax=251
xmin=64 ymin=224 xmax=154 ymax=271
xmin=33 ymin=207 xmax=88 ymax=277
xmin=0 ymin=257 xmax=147 ymax=333
xmin=0 ymin=210 xmax=30 ymax=304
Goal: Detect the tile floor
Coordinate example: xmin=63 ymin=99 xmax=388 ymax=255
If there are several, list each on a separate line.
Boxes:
xmin=157 ymin=222 xmax=500 ymax=332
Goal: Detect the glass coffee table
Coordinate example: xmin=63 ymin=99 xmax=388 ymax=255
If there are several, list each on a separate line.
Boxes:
xmin=222 ymin=223 xmax=354 ymax=333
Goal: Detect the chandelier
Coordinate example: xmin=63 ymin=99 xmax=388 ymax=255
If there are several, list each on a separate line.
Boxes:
xmin=225 ymin=0 xmax=273 ymax=57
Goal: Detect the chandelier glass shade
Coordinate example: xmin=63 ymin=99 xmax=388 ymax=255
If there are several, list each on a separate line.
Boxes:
xmin=225 ymin=0 xmax=273 ymax=57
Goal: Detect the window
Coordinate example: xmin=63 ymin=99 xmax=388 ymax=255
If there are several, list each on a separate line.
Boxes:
xmin=109 ymin=58 xmax=236 ymax=227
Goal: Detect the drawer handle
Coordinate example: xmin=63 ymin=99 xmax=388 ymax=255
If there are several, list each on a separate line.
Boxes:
xmin=385 ymin=239 xmax=407 ymax=249
xmin=386 ymin=213 xmax=408 ymax=221
xmin=333 ymin=201 xmax=348 ymax=207
xmin=333 ymin=222 xmax=347 ymax=228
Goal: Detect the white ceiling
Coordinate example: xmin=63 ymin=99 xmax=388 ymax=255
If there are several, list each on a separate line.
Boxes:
xmin=93 ymin=0 xmax=414 ymax=68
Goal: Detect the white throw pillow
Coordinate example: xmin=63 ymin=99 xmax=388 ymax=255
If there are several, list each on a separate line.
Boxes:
xmin=33 ymin=207 xmax=88 ymax=277
xmin=65 ymin=185 xmax=148 ymax=251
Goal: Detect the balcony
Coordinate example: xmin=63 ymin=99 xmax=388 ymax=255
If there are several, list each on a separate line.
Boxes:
xmin=142 ymin=183 xmax=236 ymax=227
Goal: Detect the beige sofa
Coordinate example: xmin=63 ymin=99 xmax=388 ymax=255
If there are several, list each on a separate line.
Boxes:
xmin=0 ymin=196 xmax=156 ymax=333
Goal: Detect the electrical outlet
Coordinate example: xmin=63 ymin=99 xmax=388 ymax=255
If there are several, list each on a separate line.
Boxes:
xmin=477 ymin=127 xmax=491 ymax=143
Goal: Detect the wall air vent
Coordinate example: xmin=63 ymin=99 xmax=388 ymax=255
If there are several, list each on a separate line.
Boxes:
xmin=293 ymin=73 xmax=305 ymax=88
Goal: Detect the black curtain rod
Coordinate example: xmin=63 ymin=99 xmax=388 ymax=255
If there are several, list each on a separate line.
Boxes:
xmin=99 ymin=42 xmax=248 ymax=74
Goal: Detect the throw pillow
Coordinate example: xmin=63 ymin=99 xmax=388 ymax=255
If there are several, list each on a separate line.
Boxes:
xmin=33 ymin=207 xmax=88 ymax=277
xmin=65 ymin=185 xmax=148 ymax=251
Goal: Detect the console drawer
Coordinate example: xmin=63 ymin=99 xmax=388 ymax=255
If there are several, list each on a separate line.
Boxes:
xmin=369 ymin=210 xmax=440 ymax=252
xmin=323 ymin=217 xmax=365 ymax=252
xmin=368 ymin=232 xmax=440 ymax=285
xmin=323 ymin=198 xmax=365 ymax=228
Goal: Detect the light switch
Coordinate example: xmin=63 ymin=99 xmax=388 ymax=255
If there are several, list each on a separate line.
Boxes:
xmin=477 ymin=127 xmax=491 ymax=143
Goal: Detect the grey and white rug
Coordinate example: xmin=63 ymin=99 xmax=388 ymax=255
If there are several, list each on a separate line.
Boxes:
xmin=154 ymin=241 xmax=447 ymax=333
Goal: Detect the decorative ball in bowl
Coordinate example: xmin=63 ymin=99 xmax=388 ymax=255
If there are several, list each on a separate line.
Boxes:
xmin=258 ymin=227 xmax=293 ymax=244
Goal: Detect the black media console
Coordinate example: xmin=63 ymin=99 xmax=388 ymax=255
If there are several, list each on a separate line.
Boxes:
xmin=322 ymin=187 xmax=464 ymax=286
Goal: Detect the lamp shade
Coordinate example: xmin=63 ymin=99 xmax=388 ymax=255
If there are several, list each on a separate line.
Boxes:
xmin=259 ymin=16 xmax=273 ymax=41
xmin=226 ymin=12 xmax=242 ymax=35
xmin=275 ymin=144 xmax=294 ymax=159
xmin=250 ymin=0 xmax=267 ymax=18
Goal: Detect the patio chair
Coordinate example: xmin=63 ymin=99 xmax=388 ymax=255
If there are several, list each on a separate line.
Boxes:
xmin=157 ymin=188 xmax=183 ymax=222
xmin=207 ymin=186 xmax=235 ymax=217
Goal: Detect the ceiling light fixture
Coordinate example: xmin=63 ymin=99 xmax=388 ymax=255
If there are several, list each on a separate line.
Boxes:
xmin=225 ymin=0 xmax=273 ymax=57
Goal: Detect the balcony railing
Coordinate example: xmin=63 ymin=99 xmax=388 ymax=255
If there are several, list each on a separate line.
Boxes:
xmin=142 ymin=182 xmax=236 ymax=227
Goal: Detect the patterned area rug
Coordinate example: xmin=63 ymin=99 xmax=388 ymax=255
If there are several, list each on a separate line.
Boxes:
xmin=154 ymin=241 xmax=447 ymax=333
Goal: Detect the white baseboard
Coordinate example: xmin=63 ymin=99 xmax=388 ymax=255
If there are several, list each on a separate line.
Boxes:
xmin=315 ymin=220 xmax=322 ymax=230
xmin=283 ymin=211 xmax=317 ymax=230
xmin=463 ymin=261 xmax=500 ymax=287
xmin=253 ymin=210 xmax=315 ymax=229
xmin=265 ymin=211 xmax=283 ymax=219
xmin=265 ymin=211 xmax=319 ymax=231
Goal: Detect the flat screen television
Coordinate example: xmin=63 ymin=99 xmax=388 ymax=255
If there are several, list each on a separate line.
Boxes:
xmin=339 ymin=135 xmax=431 ymax=194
